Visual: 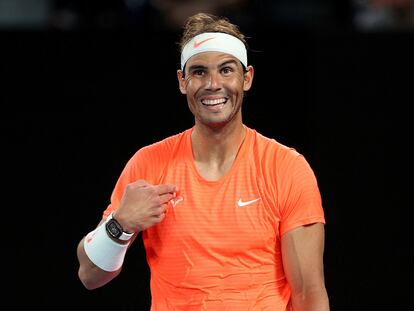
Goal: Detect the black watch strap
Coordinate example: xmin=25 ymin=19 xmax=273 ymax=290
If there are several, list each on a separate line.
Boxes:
xmin=105 ymin=212 xmax=134 ymax=241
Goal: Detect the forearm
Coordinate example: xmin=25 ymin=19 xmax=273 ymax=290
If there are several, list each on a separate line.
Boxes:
xmin=77 ymin=237 xmax=121 ymax=290
xmin=291 ymin=287 xmax=330 ymax=311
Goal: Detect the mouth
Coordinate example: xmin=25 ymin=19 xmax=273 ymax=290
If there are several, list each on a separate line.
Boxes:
xmin=200 ymin=97 xmax=228 ymax=107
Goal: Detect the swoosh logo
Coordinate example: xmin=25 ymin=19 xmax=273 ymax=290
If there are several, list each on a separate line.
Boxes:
xmin=193 ymin=37 xmax=215 ymax=48
xmin=86 ymin=231 xmax=96 ymax=243
xmin=237 ymin=198 xmax=260 ymax=207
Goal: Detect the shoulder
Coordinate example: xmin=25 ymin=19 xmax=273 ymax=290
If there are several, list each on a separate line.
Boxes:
xmin=246 ymin=127 xmax=317 ymax=183
xmin=118 ymin=129 xmax=190 ymax=183
xmin=248 ymin=127 xmax=302 ymax=163
xmin=131 ymin=128 xmax=190 ymax=161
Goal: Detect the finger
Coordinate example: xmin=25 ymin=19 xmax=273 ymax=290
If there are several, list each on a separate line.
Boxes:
xmin=151 ymin=204 xmax=168 ymax=217
xmin=158 ymin=192 xmax=175 ymax=204
xmin=131 ymin=179 xmax=151 ymax=188
xmin=152 ymin=212 xmax=166 ymax=223
xmin=155 ymin=184 xmax=178 ymax=195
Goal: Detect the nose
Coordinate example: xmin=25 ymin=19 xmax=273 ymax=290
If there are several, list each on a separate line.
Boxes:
xmin=205 ymin=71 xmax=222 ymax=91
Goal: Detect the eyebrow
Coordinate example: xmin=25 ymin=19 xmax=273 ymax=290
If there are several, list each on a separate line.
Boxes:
xmin=219 ymin=60 xmax=238 ymax=68
xmin=187 ymin=65 xmax=206 ymax=73
xmin=187 ymin=59 xmax=239 ymax=73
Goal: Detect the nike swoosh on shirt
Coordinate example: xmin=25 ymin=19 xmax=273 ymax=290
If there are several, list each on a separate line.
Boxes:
xmin=237 ymin=198 xmax=261 ymax=207
xmin=193 ymin=37 xmax=215 ymax=48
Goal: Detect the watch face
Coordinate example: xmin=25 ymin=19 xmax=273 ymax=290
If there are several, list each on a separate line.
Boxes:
xmin=106 ymin=219 xmax=122 ymax=238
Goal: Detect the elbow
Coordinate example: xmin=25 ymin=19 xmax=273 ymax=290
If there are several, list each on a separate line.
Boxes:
xmin=291 ymin=285 xmax=330 ymax=310
xmin=77 ymin=264 xmax=121 ymax=290
xmin=78 ymin=267 xmax=100 ymax=290
xmin=80 ymin=281 xmax=98 ymax=291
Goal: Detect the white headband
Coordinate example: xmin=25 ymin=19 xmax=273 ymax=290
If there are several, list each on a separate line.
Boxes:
xmin=180 ymin=32 xmax=247 ymax=70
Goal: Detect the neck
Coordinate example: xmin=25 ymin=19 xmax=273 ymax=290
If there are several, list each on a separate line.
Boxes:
xmin=191 ymin=121 xmax=246 ymax=165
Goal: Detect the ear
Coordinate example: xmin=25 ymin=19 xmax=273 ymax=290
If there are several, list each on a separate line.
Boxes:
xmin=243 ymin=65 xmax=254 ymax=91
xmin=177 ymin=70 xmax=187 ymax=94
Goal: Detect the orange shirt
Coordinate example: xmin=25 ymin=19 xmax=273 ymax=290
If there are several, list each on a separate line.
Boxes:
xmin=104 ymin=126 xmax=325 ymax=310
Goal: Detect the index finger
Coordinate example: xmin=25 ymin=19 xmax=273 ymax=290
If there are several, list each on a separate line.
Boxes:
xmin=155 ymin=184 xmax=178 ymax=195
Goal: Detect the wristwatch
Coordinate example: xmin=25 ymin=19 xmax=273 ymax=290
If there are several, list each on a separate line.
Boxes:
xmin=105 ymin=212 xmax=134 ymax=241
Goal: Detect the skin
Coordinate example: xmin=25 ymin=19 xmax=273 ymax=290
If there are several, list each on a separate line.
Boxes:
xmin=282 ymin=223 xmax=330 ymax=311
xmin=77 ymin=49 xmax=329 ymax=310
xmin=77 ymin=180 xmax=178 ymax=289
xmin=177 ymin=51 xmax=254 ymax=180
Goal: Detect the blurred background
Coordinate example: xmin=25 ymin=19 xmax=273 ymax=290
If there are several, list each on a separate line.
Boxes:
xmin=2 ymin=0 xmax=413 ymax=310
xmin=0 ymin=0 xmax=413 ymax=31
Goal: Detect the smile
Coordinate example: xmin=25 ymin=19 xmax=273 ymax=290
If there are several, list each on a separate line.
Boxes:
xmin=201 ymin=97 xmax=228 ymax=106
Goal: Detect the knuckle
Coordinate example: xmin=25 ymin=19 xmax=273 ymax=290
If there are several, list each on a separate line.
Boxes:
xmin=155 ymin=213 xmax=165 ymax=223
xmin=153 ymin=196 xmax=163 ymax=206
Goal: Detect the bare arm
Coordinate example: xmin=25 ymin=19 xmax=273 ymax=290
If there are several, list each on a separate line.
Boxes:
xmin=76 ymin=219 xmax=133 ymax=290
xmin=76 ymin=180 xmax=178 ymax=290
xmin=281 ymin=223 xmax=330 ymax=311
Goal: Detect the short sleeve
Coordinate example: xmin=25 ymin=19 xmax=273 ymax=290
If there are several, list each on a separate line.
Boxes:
xmin=278 ymin=154 xmax=325 ymax=236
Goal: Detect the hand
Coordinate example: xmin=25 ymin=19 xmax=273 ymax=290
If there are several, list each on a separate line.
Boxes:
xmin=114 ymin=180 xmax=178 ymax=233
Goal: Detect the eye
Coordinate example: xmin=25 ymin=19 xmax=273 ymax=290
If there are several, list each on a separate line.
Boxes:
xmin=192 ymin=69 xmax=205 ymax=76
xmin=221 ymin=67 xmax=233 ymax=75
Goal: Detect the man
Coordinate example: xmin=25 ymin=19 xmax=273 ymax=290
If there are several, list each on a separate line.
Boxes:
xmin=77 ymin=12 xmax=330 ymax=310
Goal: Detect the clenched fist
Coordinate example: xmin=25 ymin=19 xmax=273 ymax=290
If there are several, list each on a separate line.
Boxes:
xmin=112 ymin=180 xmax=178 ymax=233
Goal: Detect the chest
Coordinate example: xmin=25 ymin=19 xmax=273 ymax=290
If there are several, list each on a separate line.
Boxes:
xmin=153 ymin=159 xmax=280 ymax=253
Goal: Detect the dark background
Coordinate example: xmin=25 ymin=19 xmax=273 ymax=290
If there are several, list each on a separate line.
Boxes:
xmin=2 ymin=1 xmax=413 ymax=309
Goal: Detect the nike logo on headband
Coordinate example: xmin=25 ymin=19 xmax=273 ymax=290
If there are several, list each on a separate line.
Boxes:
xmin=193 ymin=37 xmax=215 ymax=48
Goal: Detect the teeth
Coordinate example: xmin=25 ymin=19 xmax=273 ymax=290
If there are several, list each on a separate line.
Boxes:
xmin=201 ymin=98 xmax=226 ymax=105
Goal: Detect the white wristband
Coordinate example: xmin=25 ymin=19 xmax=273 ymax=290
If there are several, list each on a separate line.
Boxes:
xmin=83 ymin=221 xmax=129 ymax=272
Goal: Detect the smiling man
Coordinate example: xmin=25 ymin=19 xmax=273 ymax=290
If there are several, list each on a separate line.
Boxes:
xmin=77 ymin=12 xmax=330 ymax=311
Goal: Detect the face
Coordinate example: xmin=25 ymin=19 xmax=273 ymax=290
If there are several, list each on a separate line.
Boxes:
xmin=177 ymin=51 xmax=254 ymax=129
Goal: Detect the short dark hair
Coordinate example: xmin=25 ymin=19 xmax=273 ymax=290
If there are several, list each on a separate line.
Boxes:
xmin=179 ymin=13 xmax=248 ymax=53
